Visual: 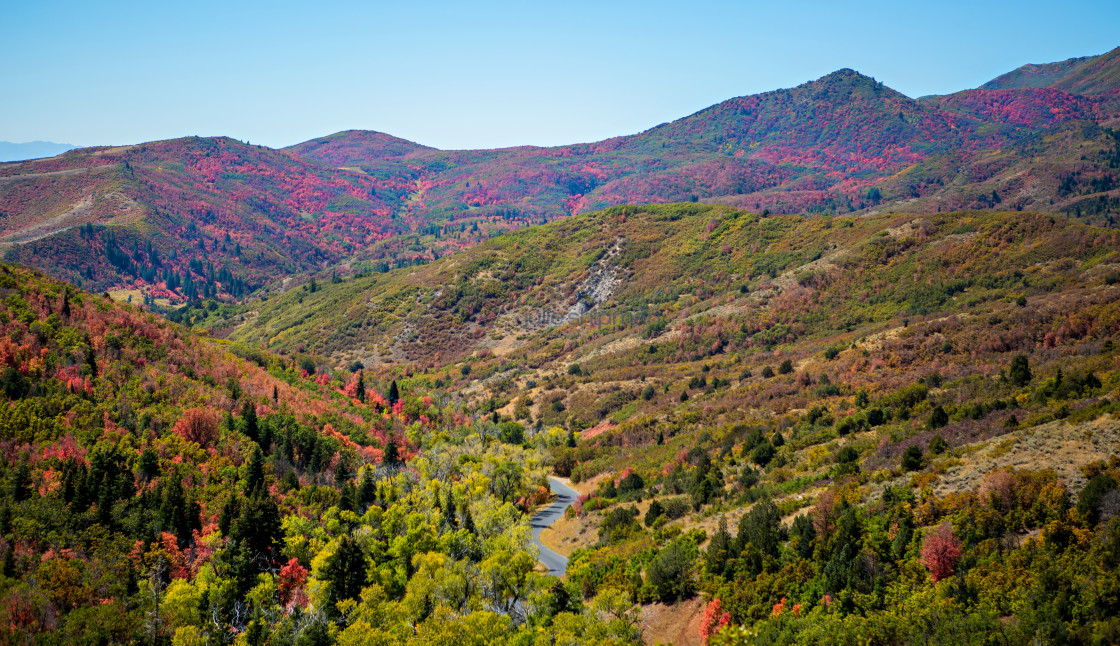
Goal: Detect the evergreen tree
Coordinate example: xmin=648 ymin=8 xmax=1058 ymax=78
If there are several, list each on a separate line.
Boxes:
xmin=231 ymin=491 xmax=283 ymax=562
xmin=355 ymin=371 xmax=366 ymax=403
xmin=1009 ymin=355 xmax=1032 ymax=387
xmin=322 ymin=535 xmax=368 ymax=611
xmin=384 ymin=437 xmax=399 ymax=466
xmin=245 ymin=445 xmax=265 ymax=495
xmin=138 ymin=447 xmax=160 ymax=481
xmin=241 ymin=399 xmax=259 ymax=443
xmin=442 ymin=490 xmax=458 ymax=529
xmin=387 ymin=380 xmax=400 ymax=405
xmin=9 ymin=461 xmax=32 ymax=502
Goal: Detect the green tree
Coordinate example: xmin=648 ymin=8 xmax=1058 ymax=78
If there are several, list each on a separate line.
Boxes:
xmin=901 ymin=446 xmax=923 ymax=471
xmin=241 ymin=399 xmax=258 ymax=443
xmin=245 ymin=445 xmax=265 ymax=495
xmin=928 ymin=405 xmax=949 ymax=429
xmin=1009 ymin=355 xmax=1032 ymax=387
xmin=322 ymin=535 xmax=368 ymax=611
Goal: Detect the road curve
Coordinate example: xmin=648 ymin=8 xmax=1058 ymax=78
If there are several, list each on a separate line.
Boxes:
xmin=530 ymin=477 xmax=579 ymax=577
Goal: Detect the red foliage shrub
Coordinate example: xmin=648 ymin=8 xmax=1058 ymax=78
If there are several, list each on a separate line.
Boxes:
xmin=921 ymin=521 xmax=962 ymax=582
xmin=700 ymin=597 xmax=731 ymax=643
xmin=172 ymin=409 xmax=219 ymax=448
xmin=277 ymin=558 xmax=308 ymax=606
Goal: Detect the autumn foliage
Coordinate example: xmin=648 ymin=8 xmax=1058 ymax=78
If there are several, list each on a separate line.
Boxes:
xmin=921 ymin=522 xmax=963 ymax=582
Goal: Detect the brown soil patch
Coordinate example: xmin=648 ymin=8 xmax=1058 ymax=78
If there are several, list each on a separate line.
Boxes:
xmin=641 ymin=597 xmax=706 ymax=646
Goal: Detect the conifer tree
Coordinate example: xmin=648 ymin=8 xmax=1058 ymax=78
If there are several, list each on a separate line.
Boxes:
xmin=245 ymin=445 xmax=265 ymax=495
xmin=241 ymin=399 xmax=258 ymax=443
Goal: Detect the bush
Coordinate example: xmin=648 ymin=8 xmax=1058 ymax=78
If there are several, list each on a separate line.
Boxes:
xmin=599 ymin=506 xmax=641 ymax=544
xmin=836 ymin=446 xmax=859 ymax=464
xmin=901 ymin=446 xmax=923 ymax=471
xmin=928 ymin=405 xmax=949 ymax=429
xmin=644 ymin=541 xmax=696 ymax=602
xmin=778 ymin=360 xmax=794 ymax=375
xmin=921 ymin=522 xmax=962 ymax=582
xmin=929 ymin=434 xmax=948 ymax=455
xmin=750 ymin=442 xmax=776 ymax=467
xmin=662 ymin=497 xmax=691 ymax=519
xmin=761 ymin=366 xmax=775 ymax=378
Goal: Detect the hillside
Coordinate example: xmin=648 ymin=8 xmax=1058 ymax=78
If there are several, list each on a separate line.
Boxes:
xmin=2 ymin=50 xmax=1119 ymax=304
xmin=2 ymin=201 xmax=1120 ymax=643
xmin=147 ymin=203 xmax=1120 ymax=643
xmin=0 ymin=263 xmax=597 ymax=644
xmin=980 ymin=47 xmax=1120 ymax=95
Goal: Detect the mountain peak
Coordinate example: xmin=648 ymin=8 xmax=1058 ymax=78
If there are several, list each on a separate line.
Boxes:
xmin=286 ymin=130 xmax=433 ymax=167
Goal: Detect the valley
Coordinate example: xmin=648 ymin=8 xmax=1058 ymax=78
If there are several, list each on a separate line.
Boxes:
xmin=0 ymin=47 xmax=1119 ymax=645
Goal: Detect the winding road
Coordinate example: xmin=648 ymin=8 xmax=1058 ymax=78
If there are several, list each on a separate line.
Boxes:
xmin=530 ymin=477 xmax=579 ymax=577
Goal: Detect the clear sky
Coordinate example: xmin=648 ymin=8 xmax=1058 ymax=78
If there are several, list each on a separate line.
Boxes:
xmin=2 ymin=0 xmax=1117 ymax=150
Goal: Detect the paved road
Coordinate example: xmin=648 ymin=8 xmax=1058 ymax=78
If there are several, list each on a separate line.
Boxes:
xmin=530 ymin=477 xmax=579 ymax=577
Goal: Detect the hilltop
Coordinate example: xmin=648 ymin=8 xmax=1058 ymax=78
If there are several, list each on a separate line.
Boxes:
xmin=980 ymin=46 xmax=1120 ymax=95
xmin=2 ymin=49 xmax=1119 ymax=302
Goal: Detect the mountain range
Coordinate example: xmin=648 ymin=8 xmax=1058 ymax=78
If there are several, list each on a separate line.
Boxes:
xmin=0 ymin=140 xmax=77 ymax=162
xmin=1 ymin=48 xmax=1118 ymax=301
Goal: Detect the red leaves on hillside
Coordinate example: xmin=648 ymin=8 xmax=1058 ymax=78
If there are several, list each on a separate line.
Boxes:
xmin=921 ymin=521 xmax=963 ymax=582
xmin=700 ymin=597 xmax=731 ymax=643
xmin=172 ymin=409 xmax=219 ymax=448
xmin=277 ymin=558 xmax=308 ymax=607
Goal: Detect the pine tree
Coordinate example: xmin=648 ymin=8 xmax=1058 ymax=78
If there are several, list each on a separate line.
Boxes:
xmin=355 ymin=371 xmax=366 ymax=403
xmin=138 ymin=448 xmax=160 ymax=481
xmin=9 ymin=461 xmax=32 ymax=502
xmin=442 ymin=491 xmax=458 ymax=529
xmin=387 ymin=380 xmax=400 ymax=405
xmin=245 ymin=445 xmax=265 ymax=495
xmin=384 ymin=437 xmax=399 ymax=466
xmin=322 ymin=535 xmax=368 ymax=611
xmin=241 ymin=399 xmax=258 ymax=443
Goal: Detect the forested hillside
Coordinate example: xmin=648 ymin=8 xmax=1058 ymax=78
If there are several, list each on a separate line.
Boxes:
xmin=141 ymin=202 xmax=1120 ymax=644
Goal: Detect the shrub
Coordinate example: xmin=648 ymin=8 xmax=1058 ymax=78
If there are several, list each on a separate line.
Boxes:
xmin=928 ymin=405 xmax=949 ymax=429
xmin=901 ymin=446 xmax=923 ymax=471
xmin=599 ymin=506 xmax=641 ymax=544
xmin=761 ymin=366 xmax=775 ymax=378
xmin=173 ymin=409 xmax=219 ymax=448
xmin=1078 ymin=473 xmax=1117 ymax=526
xmin=750 ymin=442 xmax=775 ymax=467
xmin=929 ymin=434 xmax=948 ymax=455
xmin=921 ymin=522 xmax=962 ymax=582
xmin=778 ymin=360 xmax=794 ymax=375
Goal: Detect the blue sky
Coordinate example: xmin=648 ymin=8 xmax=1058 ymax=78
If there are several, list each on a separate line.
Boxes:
xmin=2 ymin=0 xmax=1117 ymax=150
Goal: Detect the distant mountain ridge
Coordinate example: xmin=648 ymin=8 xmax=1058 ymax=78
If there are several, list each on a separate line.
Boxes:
xmin=980 ymin=47 xmax=1120 ymax=95
xmin=0 ymin=140 xmax=77 ymax=162
xmin=2 ymin=47 xmax=1119 ymax=301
